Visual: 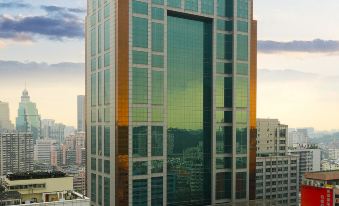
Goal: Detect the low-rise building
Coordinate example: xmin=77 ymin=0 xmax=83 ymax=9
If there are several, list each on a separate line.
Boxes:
xmin=0 ymin=171 xmax=89 ymax=205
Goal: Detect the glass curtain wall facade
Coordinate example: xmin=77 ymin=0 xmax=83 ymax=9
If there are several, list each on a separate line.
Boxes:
xmin=86 ymin=0 xmax=255 ymax=205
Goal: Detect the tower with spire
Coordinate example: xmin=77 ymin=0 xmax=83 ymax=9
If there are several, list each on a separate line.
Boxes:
xmin=16 ymin=88 xmax=41 ymax=143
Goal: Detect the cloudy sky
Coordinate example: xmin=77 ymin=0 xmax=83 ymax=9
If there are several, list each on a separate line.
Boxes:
xmin=0 ymin=0 xmax=339 ymax=130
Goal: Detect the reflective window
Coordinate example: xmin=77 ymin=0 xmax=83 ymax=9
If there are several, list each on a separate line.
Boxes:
xmin=104 ymin=177 xmax=110 ymax=205
xmin=104 ymin=20 xmax=110 ymax=50
xmin=152 ymin=7 xmax=164 ymax=20
xmin=98 ymin=24 xmax=102 ymax=53
xmin=133 ymin=17 xmax=148 ymax=48
xmin=152 ymin=23 xmax=164 ymax=52
xmin=133 ymin=0 xmax=148 ymax=15
xmin=151 ymin=160 xmax=163 ymax=173
xmin=237 ymin=34 xmax=248 ymax=61
xmin=133 ymin=179 xmax=147 ymax=206
xmin=236 ymin=126 xmax=247 ymax=154
xmin=235 ymin=76 xmax=248 ymax=108
xmin=201 ymin=0 xmax=214 ymax=14
xmin=91 ymin=29 xmax=96 ymax=56
xmin=91 ymin=74 xmax=97 ymax=106
xmin=216 ymin=157 xmax=232 ymax=169
xmin=217 ymin=33 xmax=233 ymax=60
xmin=167 ymin=0 xmax=181 ymax=8
xmin=237 ymin=20 xmax=248 ymax=32
xmin=216 ymin=172 xmax=232 ymax=199
xmin=216 ymin=62 xmax=232 ymax=74
xmin=217 ymin=0 xmax=233 ymax=17
xmin=216 ymin=126 xmax=232 ymax=154
xmin=98 ymin=126 xmax=102 ymax=155
xmin=216 ymin=111 xmax=232 ymax=123
xmin=91 ymin=157 xmax=96 ymax=170
xmin=91 ymin=173 xmax=96 ymax=202
xmin=104 ymin=126 xmax=110 ymax=156
xmin=236 ymin=63 xmax=248 ymax=75
xmin=132 ymin=107 xmax=148 ymax=122
xmin=237 ymin=0 xmax=248 ymax=18
xmin=133 ymin=161 xmax=148 ymax=175
xmin=152 ymin=126 xmax=163 ymax=156
xmin=236 ymin=157 xmax=247 ymax=169
xmin=104 ymin=3 xmax=110 ymax=18
xmin=151 ymin=177 xmax=163 ymax=206
xmin=98 ymin=71 xmax=103 ymax=105
xmin=133 ymin=126 xmax=148 ymax=157
xmin=217 ymin=19 xmax=233 ymax=31
xmin=216 ymin=77 xmax=232 ymax=108
xmin=152 ymin=71 xmax=164 ymax=105
xmin=98 ymin=175 xmax=102 ymax=205
xmin=104 ymin=69 xmax=110 ymax=104
xmin=104 ymin=52 xmax=110 ymax=66
xmin=133 ymin=51 xmax=148 ymax=65
xmin=236 ymin=172 xmax=247 ymax=199
xmin=152 ymin=54 xmax=164 ymax=68
xmin=152 ymin=107 xmax=163 ymax=122
xmin=152 ymin=0 xmax=164 ymax=5
xmin=104 ymin=160 xmax=110 ymax=174
xmin=132 ymin=68 xmax=148 ymax=104
xmin=185 ymin=0 xmax=198 ymax=12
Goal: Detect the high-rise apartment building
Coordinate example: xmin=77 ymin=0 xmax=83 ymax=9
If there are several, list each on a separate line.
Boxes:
xmin=0 ymin=101 xmax=14 ymax=131
xmin=34 ymin=139 xmax=56 ymax=164
xmin=86 ymin=0 xmax=256 ymax=205
xmin=256 ymin=119 xmax=299 ymax=205
xmin=256 ymin=119 xmax=287 ymax=156
xmin=0 ymin=132 xmax=33 ymax=176
xmin=77 ymin=95 xmax=86 ymax=132
xmin=41 ymin=119 xmax=66 ymax=143
xmin=16 ymin=89 xmax=41 ymax=143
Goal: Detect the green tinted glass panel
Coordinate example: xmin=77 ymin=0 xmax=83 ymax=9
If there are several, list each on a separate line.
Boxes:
xmin=133 ymin=51 xmax=148 ymax=65
xmin=152 ymin=7 xmax=164 ymax=20
xmin=216 ymin=157 xmax=232 ymax=169
xmin=236 ymin=126 xmax=247 ymax=154
xmin=132 ymin=107 xmax=148 ymax=122
xmin=217 ymin=0 xmax=233 ymax=17
xmin=152 ymin=71 xmax=164 ymax=105
xmin=104 ymin=126 xmax=110 ymax=156
xmin=91 ymin=174 xmax=96 ymax=201
xmin=237 ymin=0 xmax=248 ymax=18
xmin=216 ymin=77 xmax=232 ymax=108
xmin=151 ymin=160 xmax=163 ymax=173
xmin=132 ymin=68 xmax=148 ymax=104
xmin=236 ymin=110 xmax=247 ymax=123
xmin=133 ymin=180 xmax=147 ymax=206
xmin=91 ymin=126 xmax=96 ymax=155
xmin=152 ymin=0 xmax=164 ymax=5
xmin=151 ymin=177 xmax=163 ymax=206
xmin=133 ymin=126 xmax=148 ymax=157
xmin=236 ymin=172 xmax=247 ymax=199
xmin=91 ymin=157 xmax=96 ymax=170
xmin=98 ymin=159 xmax=102 ymax=172
xmin=216 ymin=126 xmax=232 ymax=154
xmin=237 ymin=20 xmax=248 ymax=32
xmin=104 ymin=160 xmax=110 ymax=174
xmin=217 ymin=19 xmax=233 ymax=31
xmin=201 ymin=0 xmax=214 ymax=14
xmin=216 ymin=172 xmax=232 ymax=199
xmin=185 ymin=0 xmax=198 ymax=11
xmin=236 ymin=157 xmax=247 ymax=169
xmin=98 ymin=71 xmax=103 ymax=105
xmin=216 ymin=62 xmax=232 ymax=74
xmin=104 ymin=69 xmax=110 ymax=104
xmin=98 ymin=56 xmax=102 ymax=69
xmin=98 ymin=24 xmax=102 ymax=53
xmin=167 ymin=15 xmax=212 ymax=205
xmin=217 ymin=33 xmax=233 ymax=60
xmin=216 ymin=111 xmax=232 ymax=123
xmin=133 ymin=161 xmax=148 ymax=175
xmin=133 ymin=0 xmax=148 ymax=15
xmin=98 ymin=126 xmax=102 ymax=155
xmin=151 ymin=126 xmax=163 ymax=156
xmin=104 ymin=108 xmax=110 ymax=122
xmin=237 ymin=34 xmax=248 ymax=61
xmin=152 ymin=107 xmax=163 ymax=122
xmin=152 ymin=54 xmax=164 ymax=68
xmin=98 ymin=176 xmax=102 ymax=204
xmin=91 ymin=58 xmax=96 ymax=71
xmin=90 ymin=14 xmax=96 ymax=27
xmin=104 ymin=20 xmax=110 ymax=50
xmin=237 ymin=63 xmax=248 ymax=75
xmin=104 ymin=52 xmax=110 ymax=66
xmin=91 ymin=74 xmax=97 ymax=106
xmin=133 ymin=17 xmax=148 ymax=48
xmin=235 ymin=76 xmax=248 ymax=107
xmin=104 ymin=4 xmax=110 ymax=18
xmin=167 ymin=0 xmax=181 ymax=8
xmin=104 ymin=178 xmax=110 ymax=206
xmin=152 ymin=23 xmax=164 ymax=52
xmin=91 ymin=29 xmax=96 ymax=56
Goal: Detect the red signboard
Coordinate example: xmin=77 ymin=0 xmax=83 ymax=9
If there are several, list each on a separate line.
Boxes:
xmin=301 ymin=185 xmax=334 ymax=206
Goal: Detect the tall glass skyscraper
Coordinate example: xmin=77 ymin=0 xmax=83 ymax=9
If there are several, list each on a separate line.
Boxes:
xmin=16 ymin=89 xmax=41 ymax=143
xmin=86 ymin=0 xmax=256 ymax=205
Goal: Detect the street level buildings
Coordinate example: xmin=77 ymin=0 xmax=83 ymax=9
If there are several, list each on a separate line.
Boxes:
xmin=86 ymin=0 xmax=257 ymax=205
xmin=0 ymin=132 xmax=34 ymax=176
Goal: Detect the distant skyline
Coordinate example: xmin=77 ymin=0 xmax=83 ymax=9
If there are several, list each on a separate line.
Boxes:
xmin=0 ymin=0 xmax=339 ymax=130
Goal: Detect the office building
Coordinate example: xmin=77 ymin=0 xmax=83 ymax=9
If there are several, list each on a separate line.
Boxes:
xmin=256 ymin=119 xmax=288 ymax=156
xmin=0 ymin=171 xmax=90 ymax=205
xmin=86 ymin=0 xmax=256 ymax=205
xmin=16 ymin=89 xmax=41 ymax=143
xmin=256 ymin=119 xmax=299 ymax=205
xmin=0 ymin=132 xmax=34 ymax=176
xmin=77 ymin=95 xmax=86 ymax=132
xmin=0 ymin=101 xmax=14 ymax=131
xmin=288 ymin=148 xmax=321 ymax=186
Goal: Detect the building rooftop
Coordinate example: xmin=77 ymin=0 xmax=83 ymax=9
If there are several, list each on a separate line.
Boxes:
xmin=304 ymin=170 xmax=339 ymax=181
xmin=6 ymin=171 xmax=67 ymax=181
